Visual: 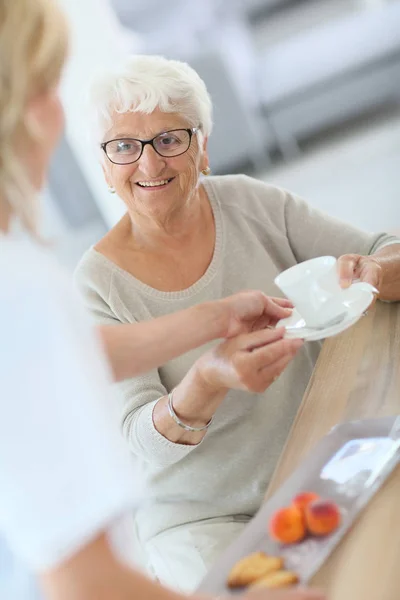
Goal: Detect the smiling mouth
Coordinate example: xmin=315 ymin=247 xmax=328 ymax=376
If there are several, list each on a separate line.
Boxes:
xmin=136 ymin=177 xmax=175 ymax=189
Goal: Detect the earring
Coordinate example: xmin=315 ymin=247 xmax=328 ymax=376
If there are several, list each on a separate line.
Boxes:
xmin=201 ymin=166 xmax=211 ymax=176
xmin=108 ymin=187 xmax=116 ymax=194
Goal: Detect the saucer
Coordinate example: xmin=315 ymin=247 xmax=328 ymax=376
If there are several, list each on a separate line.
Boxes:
xmin=277 ymin=284 xmax=374 ymax=341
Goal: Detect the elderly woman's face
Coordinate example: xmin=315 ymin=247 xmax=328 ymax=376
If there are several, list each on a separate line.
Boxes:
xmin=101 ymin=108 xmax=208 ymax=219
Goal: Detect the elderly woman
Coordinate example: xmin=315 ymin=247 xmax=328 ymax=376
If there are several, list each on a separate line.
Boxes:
xmin=76 ymin=55 xmax=400 ymax=592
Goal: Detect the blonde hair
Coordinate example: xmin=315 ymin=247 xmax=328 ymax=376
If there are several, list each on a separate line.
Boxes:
xmin=0 ymin=0 xmax=68 ymax=234
xmin=89 ymin=55 xmax=213 ymax=145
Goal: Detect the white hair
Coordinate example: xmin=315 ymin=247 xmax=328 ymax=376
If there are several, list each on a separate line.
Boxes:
xmin=88 ymin=55 xmax=213 ymax=144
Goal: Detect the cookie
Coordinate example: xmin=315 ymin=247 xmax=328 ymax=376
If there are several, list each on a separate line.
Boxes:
xmin=227 ymin=552 xmax=283 ymax=588
xmin=250 ymin=569 xmax=299 ymax=590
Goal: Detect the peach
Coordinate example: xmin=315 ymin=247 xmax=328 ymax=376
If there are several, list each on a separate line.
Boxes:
xmin=292 ymin=491 xmax=320 ymax=514
xmin=269 ymin=505 xmax=306 ymax=544
xmin=305 ymin=499 xmax=341 ymax=536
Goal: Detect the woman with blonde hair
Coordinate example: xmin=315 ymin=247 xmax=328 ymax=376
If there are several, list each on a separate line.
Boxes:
xmin=0 ymin=2 xmax=317 ymax=600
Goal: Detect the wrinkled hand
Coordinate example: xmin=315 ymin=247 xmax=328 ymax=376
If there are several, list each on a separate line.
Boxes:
xmin=242 ymin=587 xmax=326 ymax=600
xmin=197 ymin=327 xmax=303 ymax=395
xmin=337 ymin=253 xmax=382 ymax=293
xmin=220 ymin=291 xmax=293 ymax=338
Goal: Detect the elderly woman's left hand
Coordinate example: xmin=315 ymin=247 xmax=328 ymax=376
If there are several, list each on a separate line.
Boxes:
xmin=337 ymin=253 xmax=382 ymax=293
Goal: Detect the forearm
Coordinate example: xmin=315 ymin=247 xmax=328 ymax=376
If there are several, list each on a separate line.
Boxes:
xmin=153 ymin=365 xmax=227 ymax=445
xmin=39 ymin=533 xmax=189 ymax=600
xmin=98 ymin=301 xmax=226 ymax=382
xmin=373 ymin=244 xmax=400 ymax=301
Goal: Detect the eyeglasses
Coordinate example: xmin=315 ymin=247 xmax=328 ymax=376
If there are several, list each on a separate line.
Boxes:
xmin=101 ymin=127 xmax=200 ymax=165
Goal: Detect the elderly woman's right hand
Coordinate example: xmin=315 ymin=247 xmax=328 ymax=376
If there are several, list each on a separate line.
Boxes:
xmin=196 ymin=327 xmax=303 ymax=395
xmin=153 ymin=327 xmax=302 ymax=445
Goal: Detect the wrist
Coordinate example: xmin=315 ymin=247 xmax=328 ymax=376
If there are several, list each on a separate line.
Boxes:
xmin=192 ymin=352 xmax=229 ymax=396
xmin=198 ymin=300 xmax=229 ymax=340
xmin=172 ymin=361 xmax=227 ymax=424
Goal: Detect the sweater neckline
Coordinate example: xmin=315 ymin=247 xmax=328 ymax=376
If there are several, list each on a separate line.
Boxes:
xmin=90 ymin=178 xmax=223 ymax=300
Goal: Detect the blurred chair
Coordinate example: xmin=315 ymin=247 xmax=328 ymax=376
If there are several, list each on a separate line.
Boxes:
xmin=257 ymin=2 xmax=400 ymax=157
xmin=188 ymin=49 xmax=273 ymax=174
xmin=112 ymin=0 xmax=274 ymax=173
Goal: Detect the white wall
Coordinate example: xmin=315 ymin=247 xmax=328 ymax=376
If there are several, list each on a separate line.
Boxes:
xmin=58 ymin=0 xmax=141 ymax=227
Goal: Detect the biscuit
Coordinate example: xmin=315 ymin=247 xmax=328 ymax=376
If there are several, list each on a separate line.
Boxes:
xmin=227 ymin=552 xmax=283 ymax=588
xmin=250 ymin=569 xmax=299 ymax=590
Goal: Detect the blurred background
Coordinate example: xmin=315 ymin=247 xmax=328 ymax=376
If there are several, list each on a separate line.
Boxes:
xmin=47 ymin=0 xmax=400 ymax=270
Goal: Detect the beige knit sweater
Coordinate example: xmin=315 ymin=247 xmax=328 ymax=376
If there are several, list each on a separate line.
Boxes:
xmin=75 ymin=174 xmax=397 ymax=545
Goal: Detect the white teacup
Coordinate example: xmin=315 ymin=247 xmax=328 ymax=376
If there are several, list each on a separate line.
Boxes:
xmin=274 ymin=256 xmax=347 ymax=327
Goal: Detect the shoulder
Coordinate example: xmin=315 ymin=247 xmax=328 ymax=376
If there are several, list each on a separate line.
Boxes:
xmin=74 ymin=248 xmax=127 ymax=321
xmin=75 ymin=217 xmax=130 ymax=298
xmin=74 ymin=247 xmax=115 ymax=299
xmin=0 ymin=237 xmax=69 ymax=313
xmin=204 ymin=174 xmax=288 ymax=211
xmin=203 ymin=174 xmax=290 ymax=227
xmin=0 ymin=237 xmax=91 ymax=351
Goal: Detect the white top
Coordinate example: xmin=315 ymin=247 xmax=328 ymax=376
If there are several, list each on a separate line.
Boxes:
xmin=0 ymin=229 xmax=139 ymax=599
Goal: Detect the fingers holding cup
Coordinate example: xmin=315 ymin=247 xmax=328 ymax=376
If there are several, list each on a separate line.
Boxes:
xmin=337 ymin=254 xmax=359 ymax=289
xmin=337 ymin=253 xmax=382 ymax=294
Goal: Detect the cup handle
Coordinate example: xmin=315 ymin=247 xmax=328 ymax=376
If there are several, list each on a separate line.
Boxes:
xmin=351 ymin=280 xmax=379 ymax=295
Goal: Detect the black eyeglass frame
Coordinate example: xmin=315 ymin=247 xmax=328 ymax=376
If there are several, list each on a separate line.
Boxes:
xmin=100 ymin=127 xmax=200 ymax=165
